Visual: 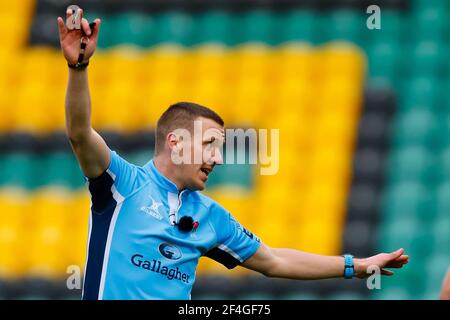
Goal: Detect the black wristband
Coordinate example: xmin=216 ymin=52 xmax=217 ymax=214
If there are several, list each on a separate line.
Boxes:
xmin=68 ymin=61 xmax=89 ymax=70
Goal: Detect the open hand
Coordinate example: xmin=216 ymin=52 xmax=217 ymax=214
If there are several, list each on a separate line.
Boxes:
xmin=57 ymin=7 xmax=101 ymax=65
xmin=354 ymin=248 xmax=409 ymax=278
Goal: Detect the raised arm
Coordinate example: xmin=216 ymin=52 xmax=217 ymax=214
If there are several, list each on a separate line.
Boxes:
xmin=57 ymin=8 xmax=109 ymax=179
xmin=242 ymin=243 xmax=408 ymax=280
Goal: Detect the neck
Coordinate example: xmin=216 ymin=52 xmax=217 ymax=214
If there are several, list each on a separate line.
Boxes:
xmin=153 ymin=155 xmax=185 ymax=191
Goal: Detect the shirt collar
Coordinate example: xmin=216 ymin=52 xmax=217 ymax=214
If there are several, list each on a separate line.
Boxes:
xmin=145 ymin=159 xmax=187 ymax=194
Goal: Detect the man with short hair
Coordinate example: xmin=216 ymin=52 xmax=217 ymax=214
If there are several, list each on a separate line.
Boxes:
xmin=57 ymin=8 xmax=409 ymax=300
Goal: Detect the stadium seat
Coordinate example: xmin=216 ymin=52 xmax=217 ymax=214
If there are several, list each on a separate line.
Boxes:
xmin=412 ymin=7 xmax=447 ymax=42
xmin=367 ymin=42 xmax=399 ymax=81
xmin=237 ymin=10 xmax=275 ymax=45
xmin=190 ymin=11 xmax=233 ymax=46
xmin=424 ymin=253 xmax=450 ymax=295
xmin=366 ymin=10 xmax=402 ymax=45
xmin=431 ymin=215 xmax=450 ymax=253
xmin=150 ymin=12 xmax=193 ymax=47
xmin=393 ymin=109 xmax=440 ymax=147
xmin=317 ymin=10 xmax=363 ymax=44
xmin=382 ymin=181 xmax=432 ymax=220
xmin=39 ymin=153 xmax=84 ymax=189
xmin=0 ymin=154 xmax=37 ymax=190
xmin=273 ymin=10 xmax=318 ymax=45
xmin=388 ymin=146 xmax=436 ymax=184
xmin=375 ymin=287 xmax=411 ymax=300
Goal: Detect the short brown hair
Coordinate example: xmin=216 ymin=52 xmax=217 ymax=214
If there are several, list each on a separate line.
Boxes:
xmin=155 ymin=102 xmax=224 ymax=155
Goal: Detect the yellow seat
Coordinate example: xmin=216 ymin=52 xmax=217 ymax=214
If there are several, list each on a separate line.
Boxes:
xmin=275 ymin=43 xmax=315 ymax=82
xmin=233 ymin=45 xmax=270 ymax=81
xmin=101 ymin=81 xmax=144 ymax=132
xmin=29 ymin=190 xmax=70 ymax=228
xmin=186 ymin=47 xmax=227 ymax=82
xmin=14 ymin=83 xmax=52 ymax=133
xmin=231 ymin=79 xmax=267 ymax=125
xmin=27 ymin=224 xmax=67 ymax=278
xmin=146 ymin=47 xmax=183 ymax=84
xmin=0 ymin=193 xmax=27 ymax=277
xmin=319 ymin=42 xmax=366 ymax=80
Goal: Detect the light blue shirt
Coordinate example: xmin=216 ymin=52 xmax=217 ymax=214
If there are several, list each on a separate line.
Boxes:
xmin=82 ymin=150 xmax=261 ymax=300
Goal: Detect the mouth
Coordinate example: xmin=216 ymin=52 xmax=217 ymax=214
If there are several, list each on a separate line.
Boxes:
xmin=200 ymin=167 xmax=212 ymax=178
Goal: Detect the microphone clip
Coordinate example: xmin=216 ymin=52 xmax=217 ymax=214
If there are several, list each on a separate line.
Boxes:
xmin=177 ymin=216 xmax=199 ymax=233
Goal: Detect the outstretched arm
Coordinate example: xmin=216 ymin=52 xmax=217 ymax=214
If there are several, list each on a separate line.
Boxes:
xmin=57 ymin=8 xmax=109 ymax=179
xmin=242 ymin=243 xmax=408 ymax=280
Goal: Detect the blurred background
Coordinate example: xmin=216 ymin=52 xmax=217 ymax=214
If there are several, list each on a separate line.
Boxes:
xmin=0 ymin=0 xmax=449 ymax=300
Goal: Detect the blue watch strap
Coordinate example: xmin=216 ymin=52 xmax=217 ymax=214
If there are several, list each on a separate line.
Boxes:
xmin=343 ymin=254 xmax=355 ymax=279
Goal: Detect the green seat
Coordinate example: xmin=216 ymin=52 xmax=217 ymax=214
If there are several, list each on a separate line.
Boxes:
xmin=366 ymin=10 xmax=402 ymax=46
xmin=317 ymin=10 xmax=364 ymax=44
xmin=191 ymin=10 xmax=233 ymax=46
xmin=431 ymin=215 xmax=450 ymax=252
xmin=380 ymin=217 xmax=432 ymax=256
xmin=150 ymin=11 xmax=193 ymax=46
xmin=439 ymin=147 xmax=450 ymax=183
xmin=125 ymin=150 xmax=154 ymax=167
xmin=207 ymin=164 xmax=253 ymax=190
xmin=411 ymin=8 xmax=447 ymax=42
xmin=382 ymin=182 xmax=436 ymax=223
xmin=114 ymin=13 xmax=154 ymax=48
xmin=0 ymin=153 xmax=37 ymax=190
xmin=99 ymin=13 xmax=153 ymax=48
xmin=411 ymin=0 xmax=448 ymax=12
xmin=273 ymin=10 xmax=318 ymax=44
xmin=393 ymin=109 xmax=440 ymax=147
xmin=367 ymin=41 xmax=399 ymax=81
xmin=388 ymin=146 xmax=435 ymax=184
xmin=40 ymin=153 xmax=83 ymax=189
xmin=399 ymin=77 xmax=442 ymax=113
xmin=435 ymin=182 xmax=450 ymax=216
xmin=233 ymin=10 xmax=274 ymax=45
xmin=414 ymin=41 xmax=447 ymax=76
xmin=374 ymin=287 xmax=411 ymax=300
xmin=96 ymin=14 xmax=119 ymax=48
xmin=424 ymin=253 xmax=450 ymax=295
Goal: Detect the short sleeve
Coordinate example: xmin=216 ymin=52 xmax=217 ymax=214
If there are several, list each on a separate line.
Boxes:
xmin=105 ymin=149 xmax=140 ymax=196
xmin=86 ymin=150 xmax=138 ymax=211
xmin=205 ymin=204 xmax=261 ymax=269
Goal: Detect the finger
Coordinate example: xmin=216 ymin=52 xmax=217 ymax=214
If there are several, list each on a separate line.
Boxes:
xmin=386 ymin=261 xmax=408 ymax=268
xmin=66 ymin=7 xmax=73 ymax=20
xmin=57 ymin=17 xmax=67 ymax=37
xmin=390 ymin=248 xmax=404 ymax=259
xmin=381 ymin=269 xmax=394 ymax=276
xmin=91 ymin=18 xmax=101 ymax=41
xmin=81 ymin=18 xmax=91 ymax=36
xmin=395 ymin=255 xmax=409 ymax=261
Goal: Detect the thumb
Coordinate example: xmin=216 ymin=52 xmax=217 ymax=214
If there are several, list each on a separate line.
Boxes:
xmin=91 ymin=18 xmax=102 ymax=41
xmin=390 ymin=248 xmax=404 ymax=259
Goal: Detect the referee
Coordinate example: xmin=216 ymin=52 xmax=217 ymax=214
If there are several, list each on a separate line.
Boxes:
xmin=57 ymin=8 xmax=409 ymax=300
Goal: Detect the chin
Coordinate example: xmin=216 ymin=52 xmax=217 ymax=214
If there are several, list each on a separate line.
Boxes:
xmin=195 ymin=180 xmax=206 ymax=191
xmin=187 ymin=180 xmax=205 ymax=191
xmin=196 ymin=183 xmax=206 ymax=191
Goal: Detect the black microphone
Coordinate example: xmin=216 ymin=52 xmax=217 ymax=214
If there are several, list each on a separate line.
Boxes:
xmin=177 ymin=216 xmax=199 ymax=232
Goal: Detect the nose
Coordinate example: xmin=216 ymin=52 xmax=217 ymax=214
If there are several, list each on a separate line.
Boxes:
xmin=211 ymin=147 xmax=223 ymax=165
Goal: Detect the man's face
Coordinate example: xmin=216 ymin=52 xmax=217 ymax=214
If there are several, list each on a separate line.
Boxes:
xmin=174 ymin=117 xmax=224 ymax=191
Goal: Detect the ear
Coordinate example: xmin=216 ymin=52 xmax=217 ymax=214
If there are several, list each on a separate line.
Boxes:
xmin=167 ymin=132 xmax=181 ymax=152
